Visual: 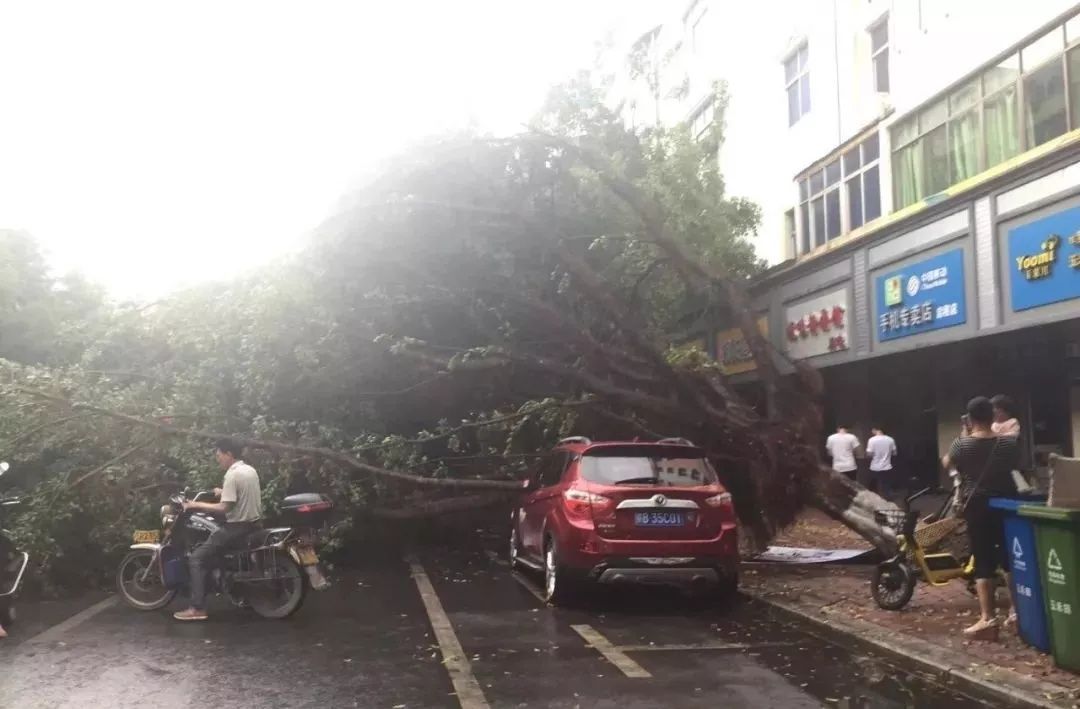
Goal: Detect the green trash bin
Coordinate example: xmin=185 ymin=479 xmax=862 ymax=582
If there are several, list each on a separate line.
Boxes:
xmin=1019 ymin=505 xmax=1080 ymax=671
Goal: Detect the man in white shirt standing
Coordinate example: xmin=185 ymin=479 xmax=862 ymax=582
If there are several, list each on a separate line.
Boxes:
xmin=866 ymin=425 xmax=899 ymax=501
xmin=826 ymin=425 xmax=861 ymax=480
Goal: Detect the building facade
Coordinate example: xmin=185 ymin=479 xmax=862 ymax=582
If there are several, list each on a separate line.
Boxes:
xmin=611 ymin=1 xmax=1080 ymax=486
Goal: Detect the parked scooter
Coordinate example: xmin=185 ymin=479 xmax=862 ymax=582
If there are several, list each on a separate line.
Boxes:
xmin=117 ymin=489 xmax=333 ymax=619
xmin=0 ymin=461 xmax=30 ymax=628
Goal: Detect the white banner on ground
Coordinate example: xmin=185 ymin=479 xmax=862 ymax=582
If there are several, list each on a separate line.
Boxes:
xmin=751 ymin=546 xmax=872 ymax=564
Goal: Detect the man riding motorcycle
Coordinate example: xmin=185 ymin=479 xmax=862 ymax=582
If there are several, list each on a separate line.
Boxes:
xmin=173 ymin=438 xmax=262 ymax=622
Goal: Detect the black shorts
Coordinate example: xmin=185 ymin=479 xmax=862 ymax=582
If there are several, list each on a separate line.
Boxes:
xmin=964 ymin=496 xmax=1009 ymax=579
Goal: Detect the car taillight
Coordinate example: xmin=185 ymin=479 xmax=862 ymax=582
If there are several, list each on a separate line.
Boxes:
xmin=563 ymin=488 xmax=611 ymax=519
xmin=704 ymin=492 xmax=736 ymax=525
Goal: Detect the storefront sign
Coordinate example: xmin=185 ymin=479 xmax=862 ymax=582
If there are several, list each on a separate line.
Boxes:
xmin=1008 ymin=205 xmax=1080 ymax=311
xmin=715 ymin=318 xmax=768 ymax=375
xmin=783 ymin=287 xmax=850 ymax=360
xmin=875 ymin=248 xmax=966 ymax=342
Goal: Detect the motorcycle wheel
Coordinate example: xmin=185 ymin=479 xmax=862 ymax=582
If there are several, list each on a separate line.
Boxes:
xmin=871 ymin=560 xmax=917 ymax=610
xmin=117 ymin=550 xmax=176 ymax=611
xmin=244 ymin=549 xmax=306 ymax=620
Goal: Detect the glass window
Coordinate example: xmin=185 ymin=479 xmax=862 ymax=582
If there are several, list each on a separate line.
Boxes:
xmin=825 ymin=189 xmax=841 ymax=240
xmin=811 ymin=196 xmax=825 ymax=247
xmin=825 ymin=159 xmax=841 ymax=185
xmin=1024 ymin=58 xmax=1067 ymax=148
xmin=925 ymin=125 xmax=950 ymax=195
xmin=864 ymin=165 xmax=882 ymax=221
xmin=1069 ymin=47 xmax=1080 ymax=129
xmin=847 ymin=177 xmax=863 ymax=229
xmin=949 ymin=80 xmax=980 ymax=113
xmin=843 ymin=146 xmax=860 ymax=174
xmin=985 ymin=84 xmax=1021 ymax=166
xmin=871 ymin=18 xmax=890 ymax=93
xmin=984 ymin=54 xmax=1021 ymax=95
xmin=894 ymin=116 xmax=918 ymax=146
xmin=809 ymin=169 xmax=824 ymax=194
xmin=785 ymin=209 xmax=796 ymax=257
xmin=1022 ymin=28 xmax=1064 ymax=71
xmin=921 ymin=97 xmax=948 ymax=131
xmin=894 ymin=141 xmax=924 ymax=208
xmin=1067 ymin=15 xmax=1080 ymax=45
xmin=800 ymin=203 xmax=811 ymax=253
xmin=786 ymin=44 xmax=811 ymax=126
xmin=798 ymin=177 xmax=809 ymax=201
xmin=949 ymin=108 xmax=980 ymax=182
xmin=862 ymin=134 xmax=880 ymax=163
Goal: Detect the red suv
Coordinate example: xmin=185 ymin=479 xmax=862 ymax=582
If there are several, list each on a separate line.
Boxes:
xmin=509 ymin=436 xmax=738 ymax=605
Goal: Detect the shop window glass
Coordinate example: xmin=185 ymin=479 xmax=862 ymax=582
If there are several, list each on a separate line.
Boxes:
xmin=1024 ymin=58 xmax=1067 ymax=147
xmin=985 ymin=84 xmax=1020 ymax=166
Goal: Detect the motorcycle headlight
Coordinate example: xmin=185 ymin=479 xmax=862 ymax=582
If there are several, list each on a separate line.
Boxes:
xmin=160 ymin=504 xmax=172 ymax=517
xmin=162 ymin=514 xmax=176 ymax=528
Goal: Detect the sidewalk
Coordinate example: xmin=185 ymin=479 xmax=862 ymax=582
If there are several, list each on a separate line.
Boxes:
xmin=744 ymin=511 xmax=1080 ymax=707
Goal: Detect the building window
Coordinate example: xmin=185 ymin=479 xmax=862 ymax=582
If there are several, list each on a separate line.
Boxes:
xmin=870 ymin=17 xmax=889 ymax=93
xmin=785 ymin=44 xmax=810 ymax=126
xmin=688 ymin=96 xmax=716 ymax=140
xmin=798 ymin=158 xmax=842 ymax=248
xmin=784 ymin=209 xmax=796 ymax=257
xmin=892 ymin=15 xmax=1080 ymax=209
xmin=844 ymin=135 xmax=882 ymax=229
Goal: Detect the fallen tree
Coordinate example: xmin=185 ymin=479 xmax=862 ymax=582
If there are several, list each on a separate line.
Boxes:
xmin=0 ymin=77 xmax=894 ymax=589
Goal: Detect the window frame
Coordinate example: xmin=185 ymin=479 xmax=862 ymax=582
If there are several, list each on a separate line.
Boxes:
xmin=796 ymin=133 xmax=881 ymax=252
xmin=869 ymin=15 xmax=890 ymax=93
xmin=843 ymin=135 xmax=882 ymax=230
xmin=688 ymin=94 xmax=717 ymax=140
xmin=785 ymin=43 xmax=810 ymax=126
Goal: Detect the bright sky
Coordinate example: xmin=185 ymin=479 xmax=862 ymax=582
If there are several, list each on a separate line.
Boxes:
xmin=0 ymin=1 xmax=657 ymax=300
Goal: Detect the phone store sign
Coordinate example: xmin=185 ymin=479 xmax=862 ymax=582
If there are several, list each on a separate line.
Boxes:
xmin=1008 ymin=204 xmax=1080 ymax=312
xmin=875 ymin=248 xmax=966 ymax=342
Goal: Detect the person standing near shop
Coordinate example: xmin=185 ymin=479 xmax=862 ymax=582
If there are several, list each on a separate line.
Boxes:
xmin=826 ymin=425 xmax=861 ymax=480
xmin=867 ymin=425 xmax=899 ymax=500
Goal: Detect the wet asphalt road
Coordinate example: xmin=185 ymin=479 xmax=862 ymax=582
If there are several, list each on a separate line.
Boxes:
xmin=0 ymin=549 xmax=993 ymax=709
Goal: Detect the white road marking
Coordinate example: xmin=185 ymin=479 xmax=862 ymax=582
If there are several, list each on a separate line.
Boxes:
xmin=571 ymin=624 xmax=652 ymax=678
xmin=406 ymin=556 xmax=491 ymax=709
xmin=510 ymin=571 xmax=547 ymax=604
xmin=25 ymin=595 xmax=118 ymax=645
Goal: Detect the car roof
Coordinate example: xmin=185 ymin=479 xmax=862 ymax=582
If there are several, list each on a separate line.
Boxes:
xmin=554 ymin=439 xmax=702 ymax=456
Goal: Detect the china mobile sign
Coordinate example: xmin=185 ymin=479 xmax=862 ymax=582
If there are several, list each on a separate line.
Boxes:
xmin=784 ymin=288 xmax=850 ymax=360
xmin=875 ymin=248 xmax=966 ymax=342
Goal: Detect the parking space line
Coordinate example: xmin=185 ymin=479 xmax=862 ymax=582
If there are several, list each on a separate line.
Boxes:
xmin=25 ymin=595 xmax=118 ymax=646
xmin=406 ymin=556 xmax=491 ymax=709
xmin=571 ymin=624 xmax=652 ymax=678
xmin=510 ymin=571 xmax=547 ymax=604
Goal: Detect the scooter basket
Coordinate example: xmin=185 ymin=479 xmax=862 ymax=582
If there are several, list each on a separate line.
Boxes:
xmin=914 ymin=517 xmax=966 ymax=554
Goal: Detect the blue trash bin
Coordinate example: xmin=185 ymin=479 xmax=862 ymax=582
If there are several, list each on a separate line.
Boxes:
xmin=990 ymin=496 xmax=1050 ymax=652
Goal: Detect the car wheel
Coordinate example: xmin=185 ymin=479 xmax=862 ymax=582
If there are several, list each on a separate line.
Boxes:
xmin=543 ymin=538 xmax=577 ymax=606
xmin=509 ymin=525 xmax=522 ymax=570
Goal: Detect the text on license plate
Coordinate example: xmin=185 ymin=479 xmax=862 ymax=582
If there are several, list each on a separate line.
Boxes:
xmin=295 ymin=545 xmax=320 ymax=566
xmin=634 ymin=511 xmax=685 ymax=527
xmin=132 ymin=530 xmax=160 ymax=543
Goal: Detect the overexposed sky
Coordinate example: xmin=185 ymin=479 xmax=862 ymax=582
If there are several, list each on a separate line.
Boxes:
xmin=0 ymin=1 xmax=657 ymax=299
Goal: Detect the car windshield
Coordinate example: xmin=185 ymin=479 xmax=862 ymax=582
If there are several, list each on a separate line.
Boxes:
xmin=579 ymin=446 xmax=718 ymax=486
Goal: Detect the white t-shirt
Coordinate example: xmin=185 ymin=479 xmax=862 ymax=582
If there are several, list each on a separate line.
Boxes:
xmin=826 ymin=432 xmax=860 ymax=473
xmin=866 ymin=434 xmax=897 ymax=472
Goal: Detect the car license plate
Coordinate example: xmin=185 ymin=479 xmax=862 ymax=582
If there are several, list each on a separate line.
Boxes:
xmin=295 ymin=545 xmax=320 ymax=566
xmin=634 ymin=511 xmax=684 ymax=527
xmin=132 ymin=530 xmax=160 ymax=543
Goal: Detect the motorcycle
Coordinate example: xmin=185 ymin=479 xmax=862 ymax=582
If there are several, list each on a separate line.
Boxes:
xmin=116 ymin=489 xmax=333 ymax=619
xmin=0 ymin=461 xmax=30 ymax=628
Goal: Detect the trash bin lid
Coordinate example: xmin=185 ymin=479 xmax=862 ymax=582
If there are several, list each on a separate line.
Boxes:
xmin=1018 ymin=505 xmax=1080 ymax=521
xmin=990 ymin=496 xmax=1047 ymax=511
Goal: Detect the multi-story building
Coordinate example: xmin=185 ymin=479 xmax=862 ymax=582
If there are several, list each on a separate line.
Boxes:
xmin=610 ymin=1 xmax=1080 ymax=486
